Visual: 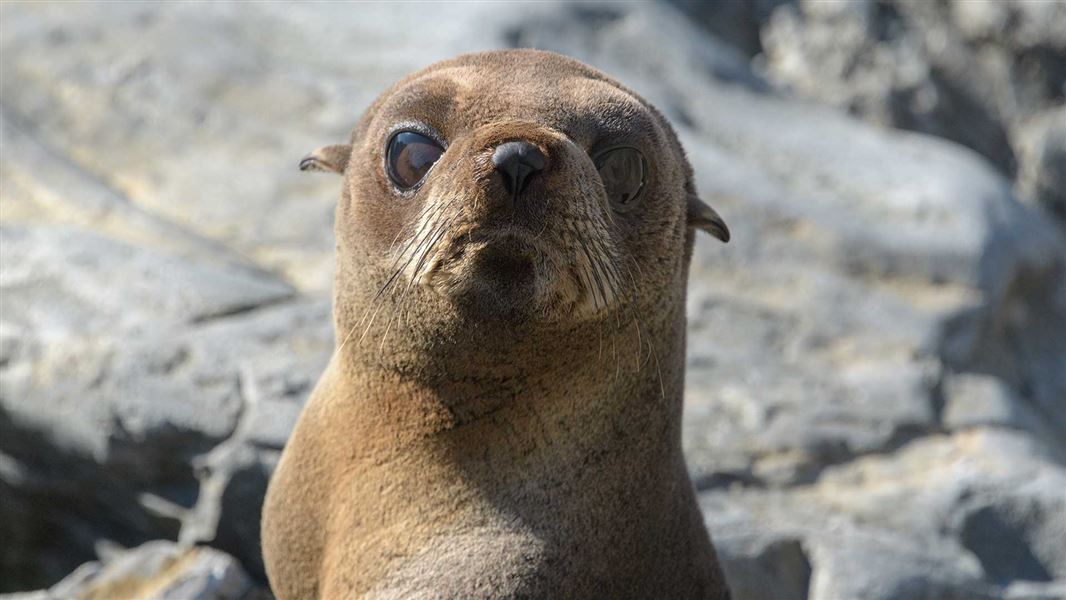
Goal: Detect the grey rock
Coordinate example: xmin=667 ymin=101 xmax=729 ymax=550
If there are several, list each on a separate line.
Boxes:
xmin=942 ymin=373 xmax=1044 ymax=433
xmin=1004 ymin=579 xmax=1066 ymax=600
xmin=0 ymin=225 xmax=293 ymax=357
xmin=0 ymin=300 xmax=331 ymax=587
xmin=17 ymin=540 xmax=260 ymax=600
xmin=815 ymin=430 xmax=1066 ymax=591
xmin=761 ymin=0 xmax=1066 ymax=219
xmin=952 ymin=480 xmax=1066 ymax=584
xmin=0 ymin=112 xmax=261 ymax=267
xmin=762 ymin=0 xmax=1015 ymax=174
xmin=702 ymin=429 xmax=1066 ymax=598
xmin=1016 ymin=107 xmax=1066 ymax=220
xmin=758 ymin=0 xmax=1066 ymax=177
xmin=806 ymin=527 xmax=996 ymax=600
xmin=718 ymin=536 xmax=810 ymax=600
xmin=701 ymin=489 xmax=995 ymax=600
xmin=665 ymin=0 xmax=787 ymax=58
xmin=47 ymin=562 xmax=103 ymax=598
xmin=706 ymin=502 xmax=811 ymax=600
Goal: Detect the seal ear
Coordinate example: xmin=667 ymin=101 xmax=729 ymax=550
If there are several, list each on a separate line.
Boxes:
xmin=687 ymin=196 xmax=730 ymax=242
xmin=299 ymin=144 xmax=352 ymax=174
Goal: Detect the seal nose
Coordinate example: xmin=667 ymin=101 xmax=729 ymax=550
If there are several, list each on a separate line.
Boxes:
xmin=492 ymin=140 xmax=546 ymax=196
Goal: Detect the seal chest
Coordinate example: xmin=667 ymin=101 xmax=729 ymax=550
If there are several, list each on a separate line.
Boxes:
xmin=261 ymin=49 xmax=731 ymax=600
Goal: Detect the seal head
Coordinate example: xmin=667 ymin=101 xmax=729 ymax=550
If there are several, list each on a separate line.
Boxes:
xmin=305 ymin=50 xmax=727 ymax=330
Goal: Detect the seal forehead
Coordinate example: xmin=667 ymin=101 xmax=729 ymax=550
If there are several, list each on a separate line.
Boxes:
xmin=384 ymin=62 xmax=656 ymax=147
xmin=379 ymin=73 xmax=464 ymax=130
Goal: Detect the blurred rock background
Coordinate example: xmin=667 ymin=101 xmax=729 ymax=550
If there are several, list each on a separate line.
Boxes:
xmin=1 ymin=1 xmax=1063 ymax=598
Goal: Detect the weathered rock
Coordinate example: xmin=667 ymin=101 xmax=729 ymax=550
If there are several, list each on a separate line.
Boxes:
xmin=813 ymin=430 xmax=1066 ymax=592
xmin=0 ymin=299 xmax=331 ymax=587
xmin=1005 ymin=579 xmax=1066 ymax=600
xmin=702 ymin=489 xmax=997 ymax=600
xmin=666 ymin=0 xmax=787 ymax=58
xmin=0 ymin=226 xmax=293 ymax=355
xmin=806 ymin=527 xmax=996 ymax=600
xmin=698 ymin=429 xmax=1066 ymax=599
xmin=0 ymin=112 xmax=261 ymax=267
xmin=942 ymin=373 xmax=1032 ymax=429
xmin=761 ymin=0 xmax=1066 ymax=219
xmin=1016 ymin=106 xmax=1066 ymax=221
xmin=0 ymin=540 xmax=263 ymax=600
xmin=703 ymin=498 xmax=811 ymax=600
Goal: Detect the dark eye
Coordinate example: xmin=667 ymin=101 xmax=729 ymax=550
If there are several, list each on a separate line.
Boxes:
xmin=594 ymin=147 xmax=646 ymax=208
xmin=386 ymin=131 xmax=444 ymax=190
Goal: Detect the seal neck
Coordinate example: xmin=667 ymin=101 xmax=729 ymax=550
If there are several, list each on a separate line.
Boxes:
xmin=328 ymin=305 xmax=687 ymax=449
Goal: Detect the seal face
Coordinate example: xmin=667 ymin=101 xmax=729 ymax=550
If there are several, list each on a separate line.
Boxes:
xmin=303 ymin=50 xmax=726 ymax=329
xmin=264 ymin=49 xmax=730 ymax=600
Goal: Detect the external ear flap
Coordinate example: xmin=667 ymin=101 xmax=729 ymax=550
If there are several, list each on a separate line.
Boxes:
xmin=299 ymin=144 xmax=351 ymax=174
xmin=687 ymin=196 xmax=730 ymax=242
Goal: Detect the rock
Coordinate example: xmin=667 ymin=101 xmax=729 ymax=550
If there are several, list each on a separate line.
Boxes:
xmin=0 ymin=300 xmax=331 ymax=588
xmin=665 ymin=0 xmax=787 ymax=58
xmin=941 ymin=373 xmax=1044 ymax=434
xmin=703 ymin=498 xmax=811 ymax=600
xmin=762 ymin=0 xmax=1017 ymax=174
xmin=952 ymin=480 xmax=1066 ymax=584
xmin=1016 ymin=107 xmax=1066 ymax=220
xmin=0 ymin=226 xmax=293 ymax=357
xmin=761 ymin=0 xmax=1066 ymax=219
xmin=815 ymin=430 xmax=1066 ymax=588
xmin=0 ymin=540 xmax=263 ymax=600
xmin=1005 ymin=580 xmax=1066 ymax=600
xmin=718 ymin=536 xmax=810 ymax=600
xmin=701 ymin=489 xmax=996 ymax=600
xmin=702 ymin=429 xmax=1066 ymax=599
xmin=0 ymin=112 xmax=260 ymax=267
xmin=806 ymin=526 xmax=996 ymax=600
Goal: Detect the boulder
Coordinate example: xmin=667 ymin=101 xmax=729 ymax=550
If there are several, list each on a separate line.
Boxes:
xmin=761 ymin=0 xmax=1066 ymax=220
xmin=0 ymin=540 xmax=264 ymax=600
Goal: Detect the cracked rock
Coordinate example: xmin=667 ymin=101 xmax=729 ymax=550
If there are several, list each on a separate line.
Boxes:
xmin=0 ymin=540 xmax=263 ymax=600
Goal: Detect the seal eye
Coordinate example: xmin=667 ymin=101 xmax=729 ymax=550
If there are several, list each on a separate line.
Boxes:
xmin=594 ymin=147 xmax=646 ymax=208
xmin=386 ymin=131 xmax=444 ymax=190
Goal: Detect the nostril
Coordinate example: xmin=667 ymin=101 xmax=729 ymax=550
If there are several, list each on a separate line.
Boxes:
xmin=491 ymin=140 xmax=546 ymax=195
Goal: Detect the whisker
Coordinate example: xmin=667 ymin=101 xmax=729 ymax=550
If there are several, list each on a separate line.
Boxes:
xmin=643 ymin=319 xmax=666 ymax=400
xmin=369 ymin=196 xmax=446 ymax=307
xmin=356 ymin=201 xmax=452 ymax=346
xmin=381 ymin=214 xmax=456 ymax=351
xmin=576 ymin=235 xmax=607 ymax=312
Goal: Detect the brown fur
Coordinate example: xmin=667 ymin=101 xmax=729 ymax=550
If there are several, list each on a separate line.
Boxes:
xmin=262 ymin=49 xmax=731 ymax=599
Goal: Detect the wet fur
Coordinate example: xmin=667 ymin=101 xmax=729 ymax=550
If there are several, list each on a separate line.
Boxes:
xmin=262 ymin=50 xmax=730 ymax=599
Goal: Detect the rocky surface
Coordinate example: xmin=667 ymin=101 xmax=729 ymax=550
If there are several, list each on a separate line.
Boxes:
xmin=0 ymin=540 xmax=267 ymax=600
xmin=758 ymin=0 xmax=1066 ymax=221
xmin=1 ymin=2 xmax=1064 ymax=599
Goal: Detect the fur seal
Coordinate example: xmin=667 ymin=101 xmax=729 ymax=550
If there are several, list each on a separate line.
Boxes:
xmin=261 ymin=49 xmax=731 ymax=599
